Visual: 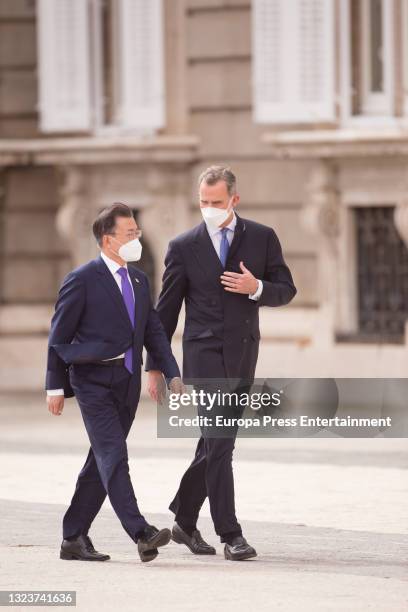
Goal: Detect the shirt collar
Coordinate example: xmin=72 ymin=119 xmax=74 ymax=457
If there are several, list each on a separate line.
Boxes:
xmin=100 ymin=250 xmax=127 ymax=275
xmin=207 ymin=210 xmax=237 ymax=237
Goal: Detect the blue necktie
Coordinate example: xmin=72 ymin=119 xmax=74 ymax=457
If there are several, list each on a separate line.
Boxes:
xmin=117 ymin=267 xmax=135 ymax=373
xmin=220 ymin=227 xmax=230 ymax=268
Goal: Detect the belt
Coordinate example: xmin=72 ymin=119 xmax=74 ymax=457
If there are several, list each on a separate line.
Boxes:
xmin=91 ymin=358 xmax=125 ymax=367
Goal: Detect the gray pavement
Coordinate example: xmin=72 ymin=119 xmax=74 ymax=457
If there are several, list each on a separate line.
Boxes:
xmin=0 ymin=393 xmax=407 ymax=611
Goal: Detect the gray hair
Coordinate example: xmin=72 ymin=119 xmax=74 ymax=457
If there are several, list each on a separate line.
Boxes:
xmin=198 ymin=165 xmax=237 ymax=196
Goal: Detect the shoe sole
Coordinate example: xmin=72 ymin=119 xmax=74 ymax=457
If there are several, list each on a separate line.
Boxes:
xmin=171 ymin=532 xmax=216 ymax=555
xmin=224 ymin=550 xmax=257 ymax=561
xmin=60 ymin=551 xmax=110 ymax=561
xmin=139 ymin=548 xmax=158 ymax=563
xmin=138 ymin=528 xmax=171 ymax=563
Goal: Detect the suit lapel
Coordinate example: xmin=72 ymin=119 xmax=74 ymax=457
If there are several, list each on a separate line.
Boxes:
xmin=127 ymin=266 xmax=144 ymax=327
xmin=96 ymin=256 xmax=133 ymax=331
xmin=227 ymin=214 xmax=246 ymax=263
xmin=191 ymin=222 xmax=224 ymax=285
xmin=190 ymin=214 xmax=247 ymax=285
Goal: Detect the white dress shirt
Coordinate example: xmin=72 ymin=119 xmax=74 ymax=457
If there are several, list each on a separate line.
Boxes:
xmin=47 ymin=251 xmax=132 ymax=396
xmin=206 ymin=212 xmax=263 ymax=301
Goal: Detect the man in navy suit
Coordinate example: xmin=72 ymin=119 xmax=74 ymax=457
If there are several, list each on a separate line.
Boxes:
xmin=46 ymin=203 xmax=182 ymax=563
xmin=147 ymin=166 xmax=296 ymax=561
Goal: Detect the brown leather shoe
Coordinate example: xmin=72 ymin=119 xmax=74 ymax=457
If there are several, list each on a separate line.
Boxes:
xmin=171 ymin=523 xmax=216 ymax=555
xmin=60 ymin=535 xmax=110 ymax=561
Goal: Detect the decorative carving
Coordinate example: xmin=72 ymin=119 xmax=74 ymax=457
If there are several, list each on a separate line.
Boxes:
xmin=56 ymin=166 xmax=97 ymax=267
xmin=300 ymin=161 xmax=342 ymax=345
xmin=139 ymin=164 xmax=191 ymax=295
xmin=301 ymin=161 xmax=340 ymax=244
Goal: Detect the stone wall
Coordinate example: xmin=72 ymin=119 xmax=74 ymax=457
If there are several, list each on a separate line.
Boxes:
xmin=1 ymin=166 xmax=70 ymax=304
xmin=0 ymin=0 xmax=38 ymax=138
xmin=0 ymin=0 xmax=318 ymax=308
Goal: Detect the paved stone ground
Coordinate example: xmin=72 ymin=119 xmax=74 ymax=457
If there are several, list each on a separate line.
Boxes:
xmin=0 ymin=393 xmax=407 ymax=611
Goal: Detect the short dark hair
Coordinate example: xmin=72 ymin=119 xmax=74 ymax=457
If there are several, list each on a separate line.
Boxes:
xmin=93 ymin=203 xmax=133 ymax=247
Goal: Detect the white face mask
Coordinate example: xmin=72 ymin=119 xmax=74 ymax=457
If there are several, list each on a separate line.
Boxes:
xmin=201 ymin=202 xmax=233 ymax=230
xmin=112 ymin=237 xmax=143 ymax=262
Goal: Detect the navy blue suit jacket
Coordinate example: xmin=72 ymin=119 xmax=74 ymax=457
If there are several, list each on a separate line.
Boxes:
xmin=46 ymin=255 xmax=180 ymax=401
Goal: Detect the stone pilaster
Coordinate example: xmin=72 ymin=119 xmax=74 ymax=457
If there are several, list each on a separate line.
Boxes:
xmin=56 ymin=165 xmax=98 ymax=268
xmin=139 ymin=163 xmax=191 ymax=296
xmin=300 ymin=161 xmax=341 ymax=346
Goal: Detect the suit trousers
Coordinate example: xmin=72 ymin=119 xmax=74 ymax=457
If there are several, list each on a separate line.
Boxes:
xmin=169 ymin=336 xmax=243 ymax=541
xmin=62 ymin=363 xmax=148 ymax=542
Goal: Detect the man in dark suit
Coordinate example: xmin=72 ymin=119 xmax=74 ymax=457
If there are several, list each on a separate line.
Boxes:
xmin=46 ymin=203 xmax=182 ymax=563
xmin=146 ymin=166 xmax=297 ymax=561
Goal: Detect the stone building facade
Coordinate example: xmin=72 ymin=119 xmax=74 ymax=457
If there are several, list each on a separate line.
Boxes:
xmin=0 ymin=0 xmax=407 ymax=391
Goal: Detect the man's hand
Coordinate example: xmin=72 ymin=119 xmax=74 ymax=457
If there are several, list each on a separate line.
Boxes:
xmin=47 ymin=395 xmax=64 ymax=416
xmin=147 ymin=370 xmax=167 ymax=402
xmin=169 ymin=376 xmax=185 ymax=395
xmin=220 ymin=261 xmax=258 ymax=295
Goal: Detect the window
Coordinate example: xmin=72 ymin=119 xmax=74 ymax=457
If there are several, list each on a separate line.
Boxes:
xmin=37 ymin=0 xmax=165 ymax=134
xmin=252 ymin=0 xmax=398 ymax=126
xmin=354 ymin=0 xmax=393 ymax=116
xmin=355 ymin=206 xmax=408 ymax=343
xmin=252 ymin=0 xmax=336 ymax=124
xmin=341 ymin=0 xmax=394 ymax=121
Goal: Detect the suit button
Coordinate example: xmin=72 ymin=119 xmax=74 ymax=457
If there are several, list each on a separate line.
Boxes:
xmin=242 ymin=338 xmax=248 ymax=343
xmin=245 ymin=319 xmax=250 ymax=324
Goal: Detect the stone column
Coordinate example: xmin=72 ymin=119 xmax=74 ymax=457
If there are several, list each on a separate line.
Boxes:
xmin=139 ymin=163 xmax=191 ymax=297
xmin=163 ymin=0 xmax=188 ymax=135
xmin=56 ymin=165 xmax=98 ymax=268
xmin=300 ymin=160 xmax=341 ymax=346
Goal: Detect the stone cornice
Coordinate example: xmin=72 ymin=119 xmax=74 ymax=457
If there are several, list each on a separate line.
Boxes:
xmin=262 ymin=129 xmax=408 ymax=159
xmin=0 ymin=135 xmax=200 ymax=166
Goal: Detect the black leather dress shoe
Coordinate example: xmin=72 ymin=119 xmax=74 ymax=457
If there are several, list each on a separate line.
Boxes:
xmin=137 ymin=525 xmax=171 ymax=563
xmin=224 ymin=536 xmax=257 ymax=561
xmin=60 ymin=535 xmax=110 ymax=561
xmin=171 ymin=523 xmax=216 ymax=555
